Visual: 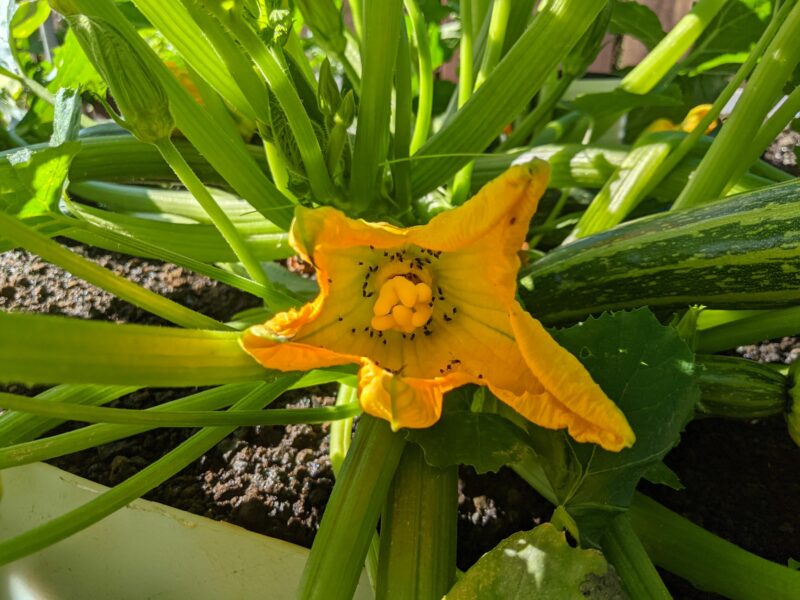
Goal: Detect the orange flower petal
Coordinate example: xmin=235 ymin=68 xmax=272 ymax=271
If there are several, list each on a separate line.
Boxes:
xmin=408 ymin=160 xmax=550 ymax=253
xmin=507 ymin=303 xmax=635 ymax=452
xmin=241 ymin=326 xmax=359 ymax=372
xmin=358 ymin=360 xmax=469 ymax=431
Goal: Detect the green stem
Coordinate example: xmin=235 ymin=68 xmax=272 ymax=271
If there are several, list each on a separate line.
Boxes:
xmin=621 ymin=0 xmax=729 ymax=95
xmin=0 ymin=376 xmax=301 ymax=566
xmin=630 ymin=493 xmax=800 ymax=600
xmin=448 ymin=0 xmax=475 ymax=205
xmin=564 ymin=134 xmax=677 ymax=241
xmin=737 ymin=84 xmax=800 ymax=188
xmin=209 ymin=7 xmax=338 ymax=204
xmin=376 ymin=444 xmax=457 ymax=600
xmin=404 ymin=0 xmax=433 ymax=154
xmin=263 ymin=139 xmax=295 ymax=199
xmin=0 ymin=212 xmax=228 ymax=331
xmin=394 ymin=21 xmax=414 ymax=222
xmin=582 ymin=0 xmax=792 ymax=225
xmin=154 ymin=138 xmax=274 ymax=293
xmin=529 ymin=187 xmax=570 ymax=249
xmin=299 ymin=416 xmax=406 ymax=600
xmin=0 ymin=384 xmax=137 ymax=446
xmin=0 ymin=385 xmax=255 ymax=469
xmin=696 ymin=305 xmax=800 ymax=353
xmin=0 ymin=391 xmax=360 ymax=427
xmin=348 ymin=0 xmax=364 ymax=43
xmin=0 ymin=372 xmax=352 ymax=470
xmin=329 ymin=384 xmax=358 ymax=475
xmin=452 ymin=0 xmax=512 ymax=204
xmin=499 ymin=73 xmax=573 ymax=151
xmin=350 ymin=0 xmax=404 ymax=212
xmin=674 ymin=1 xmax=800 ymax=209
xmin=601 ymin=515 xmax=672 ymax=600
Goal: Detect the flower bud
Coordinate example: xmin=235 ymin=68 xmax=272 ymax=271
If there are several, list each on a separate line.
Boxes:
xmin=318 ymin=58 xmax=342 ymax=119
xmin=66 ymin=14 xmax=174 ymax=144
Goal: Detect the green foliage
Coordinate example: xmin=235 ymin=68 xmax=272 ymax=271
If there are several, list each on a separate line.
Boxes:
xmin=406 ymin=410 xmax=535 ymax=474
xmin=0 ymin=88 xmax=79 ymax=216
xmin=445 ymin=524 xmax=609 ymax=599
xmin=529 ymin=309 xmax=698 ymax=544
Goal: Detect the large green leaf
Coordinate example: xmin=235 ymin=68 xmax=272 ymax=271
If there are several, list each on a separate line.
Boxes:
xmin=445 ymin=524 xmax=609 ymax=599
xmin=0 ymin=89 xmax=81 ymax=217
xmin=528 ymin=309 xmax=698 ymax=544
xmin=406 ymin=410 xmax=535 ymax=474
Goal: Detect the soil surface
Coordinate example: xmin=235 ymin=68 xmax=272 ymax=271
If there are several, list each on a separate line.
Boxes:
xmin=2 ymin=132 xmax=799 ymax=598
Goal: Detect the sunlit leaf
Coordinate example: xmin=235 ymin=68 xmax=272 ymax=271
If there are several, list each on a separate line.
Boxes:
xmin=445 ymin=524 xmax=609 ymax=599
xmin=406 ymin=410 xmax=535 ymax=474
xmin=529 ymin=309 xmax=698 ymax=544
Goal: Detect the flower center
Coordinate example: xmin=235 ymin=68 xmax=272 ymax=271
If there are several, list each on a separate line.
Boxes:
xmin=370 ymin=276 xmax=433 ymax=333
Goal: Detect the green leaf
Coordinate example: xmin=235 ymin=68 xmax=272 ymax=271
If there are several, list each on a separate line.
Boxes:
xmin=570 ymin=87 xmax=682 ymax=134
xmin=609 ymin=0 xmax=665 ymax=50
xmin=0 ymin=89 xmax=81 ymax=216
xmin=529 ymin=309 xmax=698 ymax=544
xmin=445 ymin=524 xmax=608 ymax=599
xmin=11 ymin=0 xmax=50 ymax=38
xmin=642 ymin=461 xmax=684 ymax=491
xmin=406 ymin=411 xmax=535 ymax=474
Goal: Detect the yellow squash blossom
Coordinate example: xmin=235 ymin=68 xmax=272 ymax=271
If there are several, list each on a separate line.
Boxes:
xmin=242 ymin=161 xmax=635 ymax=452
xmin=645 ymin=104 xmax=717 ymax=135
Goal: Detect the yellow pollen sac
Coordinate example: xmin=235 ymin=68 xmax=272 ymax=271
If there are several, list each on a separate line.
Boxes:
xmin=371 ymin=276 xmax=434 ymax=333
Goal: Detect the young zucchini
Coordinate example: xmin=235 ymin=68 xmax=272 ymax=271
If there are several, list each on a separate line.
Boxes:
xmin=696 ymin=355 xmax=788 ymax=420
xmin=523 ymin=179 xmax=800 ymax=324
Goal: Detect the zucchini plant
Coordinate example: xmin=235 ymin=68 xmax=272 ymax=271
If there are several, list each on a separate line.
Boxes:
xmin=1 ymin=0 xmax=799 ymax=598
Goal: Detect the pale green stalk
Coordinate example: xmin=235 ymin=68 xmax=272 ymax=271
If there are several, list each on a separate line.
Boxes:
xmin=0 ymin=213 xmax=228 ymax=331
xmin=674 ymin=1 xmax=800 ymax=209
xmin=451 ymin=0 xmax=510 ymax=204
xmin=404 ymin=0 xmax=433 ymax=154
xmin=622 ymin=0 xmax=730 ymax=94
xmin=154 ymin=137 xmax=275 ymax=300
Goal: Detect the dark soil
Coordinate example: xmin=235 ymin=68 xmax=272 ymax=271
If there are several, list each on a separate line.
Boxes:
xmin=1 ymin=131 xmax=799 ymax=598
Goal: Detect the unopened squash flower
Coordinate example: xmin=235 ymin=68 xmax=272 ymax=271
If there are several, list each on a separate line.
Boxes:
xmin=644 ymin=104 xmax=717 ymax=135
xmin=242 ymin=161 xmax=635 ymax=452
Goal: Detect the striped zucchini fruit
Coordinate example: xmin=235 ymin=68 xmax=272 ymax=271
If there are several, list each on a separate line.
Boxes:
xmin=696 ymin=355 xmax=787 ymax=420
xmin=523 ymin=179 xmax=800 ymax=324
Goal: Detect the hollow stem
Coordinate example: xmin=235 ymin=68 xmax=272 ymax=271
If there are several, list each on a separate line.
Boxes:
xmin=448 ymin=0 xmax=475 ymax=205
xmin=601 ymin=515 xmax=672 ymax=600
xmin=674 ymin=1 xmax=800 ymax=209
xmin=0 ymin=391 xmax=361 ymax=427
xmin=154 ymin=137 xmax=275 ymax=299
xmin=621 ymin=0 xmax=729 ymax=94
xmin=0 ymin=212 xmax=228 ymax=331
xmin=404 ymin=0 xmax=433 ymax=154
xmin=630 ymin=493 xmax=800 ymax=599
xmin=499 ymin=74 xmax=573 ymax=151
xmin=452 ymin=0 xmax=512 ymax=204
xmin=0 ymin=376 xmax=300 ymax=566
xmin=299 ymin=416 xmax=406 ymax=600
xmin=376 ymin=444 xmax=457 ymax=600
xmin=696 ymin=306 xmax=800 ymax=354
